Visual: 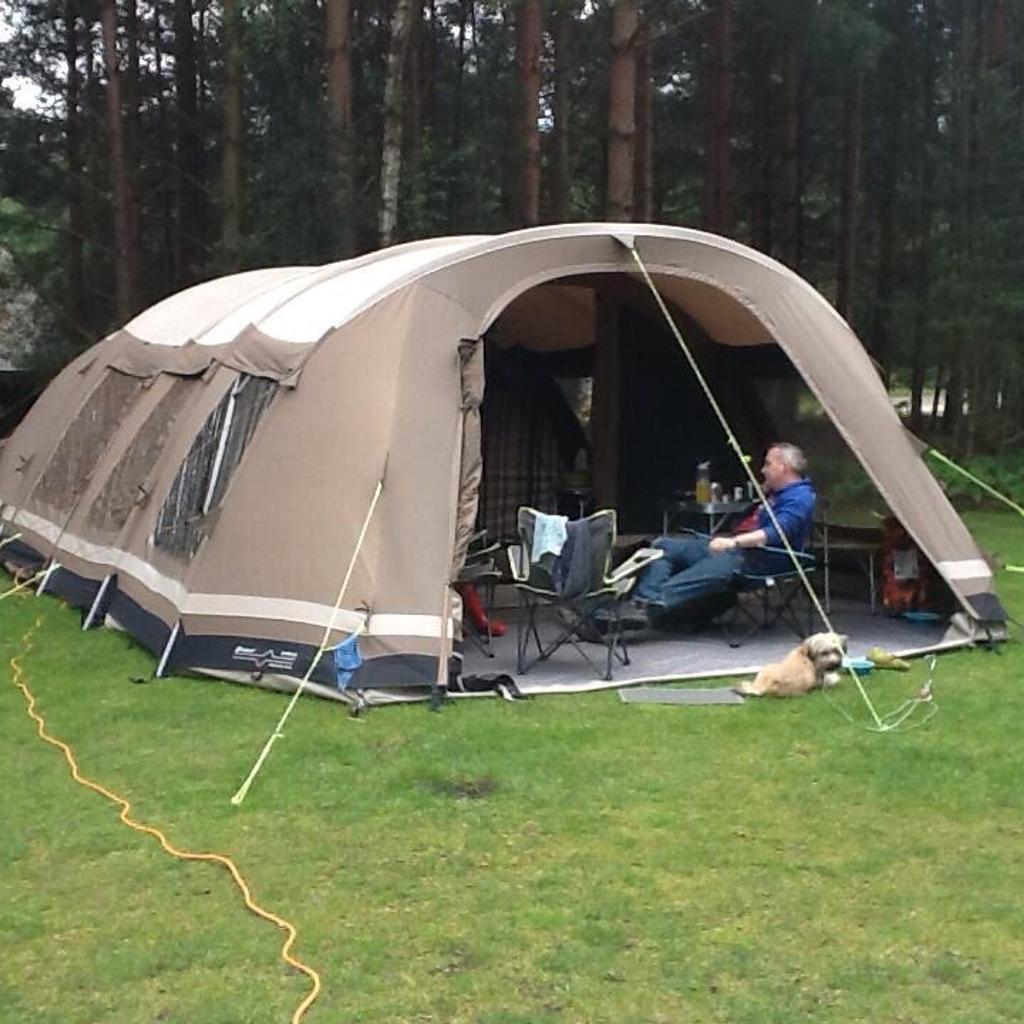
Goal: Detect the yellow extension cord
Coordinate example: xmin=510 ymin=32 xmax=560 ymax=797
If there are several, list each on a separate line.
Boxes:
xmin=8 ymin=609 xmax=322 ymax=1023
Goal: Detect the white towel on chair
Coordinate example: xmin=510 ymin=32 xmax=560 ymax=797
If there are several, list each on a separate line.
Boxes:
xmin=531 ymin=513 xmax=569 ymax=563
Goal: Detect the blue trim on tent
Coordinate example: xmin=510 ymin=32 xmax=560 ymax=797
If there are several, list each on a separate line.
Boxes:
xmin=107 ymin=588 xmax=173 ymax=657
xmin=3 ymin=552 xmax=463 ymax=694
xmin=46 ymin=566 xmax=102 ymax=611
xmin=0 ymin=535 xmax=44 ymax=568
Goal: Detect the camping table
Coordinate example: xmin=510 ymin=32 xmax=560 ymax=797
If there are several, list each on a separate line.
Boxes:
xmin=661 ymin=499 xmax=749 ymax=537
xmin=820 ymin=536 xmax=879 ymax=615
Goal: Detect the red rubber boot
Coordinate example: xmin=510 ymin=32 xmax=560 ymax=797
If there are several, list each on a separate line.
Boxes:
xmin=458 ymin=583 xmax=507 ymax=637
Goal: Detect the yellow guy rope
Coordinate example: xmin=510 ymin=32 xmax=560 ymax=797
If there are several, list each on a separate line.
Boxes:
xmin=9 ymin=614 xmax=321 ymax=1024
xmin=0 ymin=566 xmax=50 ymax=601
xmin=925 ymin=447 xmax=1024 ymax=520
xmin=0 ymin=531 xmax=24 ymax=550
xmin=231 ymin=475 xmax=385 ymax=806
xmin=627 ymin=243 xmax=911 ymax=732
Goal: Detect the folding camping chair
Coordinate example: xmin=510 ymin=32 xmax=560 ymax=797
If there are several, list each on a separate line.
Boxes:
xmin=718 ymin=549 xmax=819 ymax=647
xmin=455 ymin=529 xmax=504 ymax=657
xmin=508 ymin=507 xmax=663 ymax=681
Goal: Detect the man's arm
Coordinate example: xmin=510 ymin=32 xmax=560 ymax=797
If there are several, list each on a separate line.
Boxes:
xmin=708 ymin=529 xmax=767 ymax=554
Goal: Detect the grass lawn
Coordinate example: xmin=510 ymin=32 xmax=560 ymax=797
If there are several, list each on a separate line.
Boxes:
xmin=2 ymin=509 xmax=1023 ymax=1024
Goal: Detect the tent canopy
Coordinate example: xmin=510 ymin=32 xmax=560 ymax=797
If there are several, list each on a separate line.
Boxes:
xmin=0 ymin=224 xmax=1004 ymax=701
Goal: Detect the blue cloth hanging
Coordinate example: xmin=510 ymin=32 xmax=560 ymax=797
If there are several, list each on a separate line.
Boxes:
xmin=333 ymin=632 xmax=363 ymax=690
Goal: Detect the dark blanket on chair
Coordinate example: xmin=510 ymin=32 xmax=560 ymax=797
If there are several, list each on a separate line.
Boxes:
xmin=553 ymin=519 xmax=593 ymax=598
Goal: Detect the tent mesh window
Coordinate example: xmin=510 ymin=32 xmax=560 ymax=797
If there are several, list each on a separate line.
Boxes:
xmin=153 ymin=375 xmax=277 ymax=560
xmin=31 ymin=370 xmax=142 ymax=515
xmin=480 ymin=384 xmax=561 ymax=541
xmin=87 ymin=378 xmax=196 ymax=536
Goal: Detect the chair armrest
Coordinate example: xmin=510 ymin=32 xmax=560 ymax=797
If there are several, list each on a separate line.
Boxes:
xmin=507 ymin=544 xmax=527 ymax=582
xmin=456 ymin=561 xmax=501 ymax=584
xmin=465 ymin=540 xmax=502 ymax=562
xmin=761 ymin=545 xmax=816 ymax=566
xmin=607 ymin=546 xmax=664 ymax=585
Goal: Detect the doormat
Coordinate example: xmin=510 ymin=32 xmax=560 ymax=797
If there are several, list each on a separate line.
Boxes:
xmin=618 ymin=686 xmax=746 ymax=706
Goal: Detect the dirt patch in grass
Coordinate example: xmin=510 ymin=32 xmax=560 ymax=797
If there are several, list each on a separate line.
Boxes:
xmin=424 ymin=774 xmax=498 ymax=800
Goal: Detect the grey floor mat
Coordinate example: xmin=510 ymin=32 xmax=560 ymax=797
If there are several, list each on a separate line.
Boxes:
xmin=462 ymin=598 xmax=951 ymax=695
xmin=619 ymin=686 xmax=746 ymax=705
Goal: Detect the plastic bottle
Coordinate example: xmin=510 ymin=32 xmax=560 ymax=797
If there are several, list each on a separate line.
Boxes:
xmin=695 ymin=461 xmax=711 ymax=503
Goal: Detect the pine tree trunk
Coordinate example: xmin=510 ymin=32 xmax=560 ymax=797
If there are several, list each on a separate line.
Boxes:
xmin=836 ymin=72 xmax=862 ymax=321
xmin=910 ymin=5 xmax=940 ymax=436
xmin=99 ymin=0 xmax=139 ymax=321
xmin=424 ymin=0 xmax=437 ymax=123
xmin=606 ymin=0 xmax=638 ymax=222
xmin=778 ymin=40 xmax=801 ymax=268
xmin=174 ymin=0 xmax=203 ymax=285
xmin=750 ymin=40 xmax=774 ymax=254
xmin=379 ymin=0 xmax=415 ymax=246
xmin=124 ymin=0 xmax=140 ymax=271
xmin=515 ymin=0 xmax=542 ymax=226
xmin=405 ymin=0 xmax=425 ymax=230
xmin=633 ymin=14 xmax=653 ymax=222
xmin=550 ymin=0 xmax=573 ymax=222
xmin=153 ymin=4 xmax=175 ymax=292
xmin=83 ymin=18 xmax=104 ymax=320
xmin=221 ymin=0 xmax=244 ymax=269
xmin=325 ymin=0 xmax=355 ymax=255
xmin=704 ymin=0 xmax=733 ymax=234
xmin=447 ymin=0 xmax=470 ymax=231
xmin=64 ymin=0 xmax=86 ymax=340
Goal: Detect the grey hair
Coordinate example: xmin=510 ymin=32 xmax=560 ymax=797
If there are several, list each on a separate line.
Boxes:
xmin=769 ymin=441 xmax=808 ymax=476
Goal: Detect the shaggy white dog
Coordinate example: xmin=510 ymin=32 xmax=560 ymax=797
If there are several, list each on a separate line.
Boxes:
xmin=735 ymin=632 xmax=849 ymax=697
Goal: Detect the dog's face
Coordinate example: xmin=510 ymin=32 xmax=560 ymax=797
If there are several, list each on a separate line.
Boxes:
xmin=804 ymin=632 xmax=848 ymax=674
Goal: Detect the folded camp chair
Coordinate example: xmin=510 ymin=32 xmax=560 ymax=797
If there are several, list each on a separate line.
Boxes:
xmin=508 ymin=507 xmax=663 ymax=681
xmin=455 ymin=529 xmax=504 ymax=657
xmin=718 ymin=549 xmax=819 ymax=648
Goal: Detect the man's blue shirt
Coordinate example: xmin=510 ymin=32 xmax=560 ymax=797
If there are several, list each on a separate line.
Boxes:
xmin=756 ymin=477 xmax=817 ymax=550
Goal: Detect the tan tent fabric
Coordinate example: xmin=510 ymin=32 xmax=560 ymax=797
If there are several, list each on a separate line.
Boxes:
xmin=451 ymin=338 xmax=485 ymax=575
xmin=0 ymin=223 xmax=1003 ymax=702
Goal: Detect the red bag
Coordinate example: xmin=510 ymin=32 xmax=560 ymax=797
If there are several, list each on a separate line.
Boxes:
xmin=880 ymin=517 xmax=931 ymax=612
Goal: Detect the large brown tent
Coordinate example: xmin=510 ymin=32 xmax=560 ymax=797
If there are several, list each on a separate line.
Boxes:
xmin=0 ymin=224 xmax=1005 ymax=702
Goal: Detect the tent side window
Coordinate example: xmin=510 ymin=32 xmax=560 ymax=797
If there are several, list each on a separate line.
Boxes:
xmin=31 ymin=370 xmax=143 ymax=516
xmin=87 ymin=378 xmax=196 ymax=536
xmin=153 ymin=375 xmax=277 ymax=560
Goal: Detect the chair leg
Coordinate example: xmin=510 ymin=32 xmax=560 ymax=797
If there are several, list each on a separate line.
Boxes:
xmin=602 ymin=604 xmax=627 ymax=681
xmin=516 ymin=594 xmax=535 ymax=674
xmin=719 ymin=590 xmax=763 ymax=648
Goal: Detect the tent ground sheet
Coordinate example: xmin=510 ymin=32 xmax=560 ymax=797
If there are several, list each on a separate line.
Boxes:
xmin=461 ymin=598 xmax=950 ymax=696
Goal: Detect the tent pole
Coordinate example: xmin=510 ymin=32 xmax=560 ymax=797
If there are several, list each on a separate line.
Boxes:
xmin=82 ymin=574 xmax=113 ymax=630
xmin=155 ymin=621 xmax=181 ymax=677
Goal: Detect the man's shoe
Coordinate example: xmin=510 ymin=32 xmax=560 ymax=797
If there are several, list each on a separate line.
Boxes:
xmin=613 ymin=599 xmax=652 ymax=630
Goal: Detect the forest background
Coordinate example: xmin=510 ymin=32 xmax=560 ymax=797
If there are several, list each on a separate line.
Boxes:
xmin=1 ymin=0 xmax=1022 ymax=461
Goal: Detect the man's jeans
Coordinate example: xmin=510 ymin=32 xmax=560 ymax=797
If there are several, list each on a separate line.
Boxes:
xmin=632 ymin=535 xmax=793 ymax=613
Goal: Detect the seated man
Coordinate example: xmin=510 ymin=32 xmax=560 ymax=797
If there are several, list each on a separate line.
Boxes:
xmin=626 ymin=442 xmax=817 ymax=626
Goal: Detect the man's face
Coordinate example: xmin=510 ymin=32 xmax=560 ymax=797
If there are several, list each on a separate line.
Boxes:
xmin=761 ymin=447 xmax=790 ymax=493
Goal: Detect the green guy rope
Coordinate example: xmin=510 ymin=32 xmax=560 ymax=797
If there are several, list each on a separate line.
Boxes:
xmin=925 ymin=447 xmax=1024 ymax=521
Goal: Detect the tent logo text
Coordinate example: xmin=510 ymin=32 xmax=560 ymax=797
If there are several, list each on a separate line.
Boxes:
xmin=232 ymin=645 xmax=299 ymax=671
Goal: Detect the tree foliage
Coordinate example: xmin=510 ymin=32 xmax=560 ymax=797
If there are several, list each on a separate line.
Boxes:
xmin=0 ymin=0 xmax=1021 ymax=452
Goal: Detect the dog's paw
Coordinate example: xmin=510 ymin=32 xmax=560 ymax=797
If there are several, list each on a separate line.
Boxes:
xmin=822 ymin=670 xmax=840 ymax=689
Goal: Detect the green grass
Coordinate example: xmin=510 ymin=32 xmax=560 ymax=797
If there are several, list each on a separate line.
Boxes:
xmin=2 ymin=509 xmax=1024 ymax=1023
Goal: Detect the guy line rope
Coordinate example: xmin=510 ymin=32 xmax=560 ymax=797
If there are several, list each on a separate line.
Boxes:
xmin=231 ymin=470 xmax=386 ymax=805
